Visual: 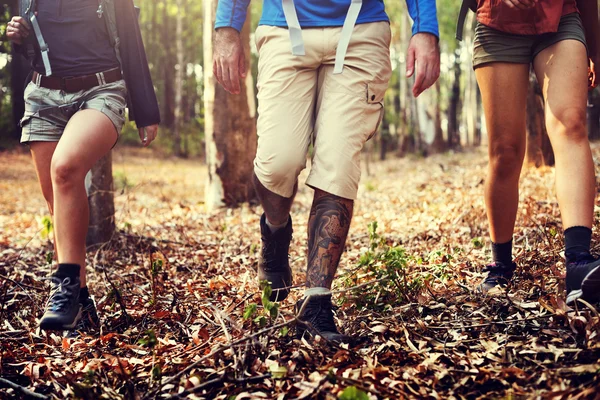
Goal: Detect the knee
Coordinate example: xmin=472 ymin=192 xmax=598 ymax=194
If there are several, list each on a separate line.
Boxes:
xmin=548 ymin=107 xmax=587 ymax=143
xmin=254 ymin=152 xmax=306 ymax=194
xmin=51 ymin=158 xmax=83 ymax=189
xmin=489 ymin=142 xmax=524 ymax=178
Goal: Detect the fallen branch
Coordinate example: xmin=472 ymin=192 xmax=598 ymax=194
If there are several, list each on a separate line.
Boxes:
xmin=0 ymin=377 xmax=48 ymax=399
xmin=143 ymin=299 xmax=311 ymax=400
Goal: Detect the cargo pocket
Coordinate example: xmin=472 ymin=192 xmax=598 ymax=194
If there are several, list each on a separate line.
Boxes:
xmin=366 ymin=82 xmax=387 ymax=141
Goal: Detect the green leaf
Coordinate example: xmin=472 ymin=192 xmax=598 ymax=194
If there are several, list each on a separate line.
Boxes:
xmin=269 ymin=363 xmax=287 ymax=379
xmin=243 ymin=303 xmax=258 ymax=320
xmin=46 ymin=251 xmax=54 ymax=265
xmin=151 ymin=364 xmax=161 ymax=381
xmin=254 ymin=315 xmax=267 ymax=327
xmin=279 ymin=326 xmax=289 ymax=337
xmin=138 ymin=330 xmax=158 ymax=349
xmin=338 ymin=386 xmax=369 ymax=400
xmin=268 ymin=302 xmax=279 ymax=319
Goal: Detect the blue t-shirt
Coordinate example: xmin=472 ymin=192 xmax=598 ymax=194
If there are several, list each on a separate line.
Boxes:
xmin=215 ymin=0 xmax=439 ymax=38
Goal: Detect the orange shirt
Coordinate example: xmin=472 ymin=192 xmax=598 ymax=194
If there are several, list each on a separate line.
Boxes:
xmin=476 ymin=0 xmax=579 ymax=35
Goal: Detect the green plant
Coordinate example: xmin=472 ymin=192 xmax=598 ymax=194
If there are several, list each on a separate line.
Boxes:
xmin=338 ymin=386 xmax=369 ymax=400
xmin=40 ymin=215 xmax=53 ymax=240
xmin=242 ymin=281 xmax=281 ymax=330
xmin=150 ymin=257 xmax=163 ymax=306
xmin=342 ymin=221 xmax=419 ymax=311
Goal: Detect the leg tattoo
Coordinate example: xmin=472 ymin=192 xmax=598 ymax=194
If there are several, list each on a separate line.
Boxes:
xmin=306 ymin=190 xmax=354 ymax=288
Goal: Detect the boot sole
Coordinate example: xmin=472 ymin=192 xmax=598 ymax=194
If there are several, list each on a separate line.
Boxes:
xmin=40 ymin=306 xmax=83 ymax=331
xmin=581 ymin=264 xmax=600 ymax=303
xmin=567 ymin=265 xmax=600 ymax=305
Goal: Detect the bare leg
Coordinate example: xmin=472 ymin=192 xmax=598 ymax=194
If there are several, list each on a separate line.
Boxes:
xmin=253 ymin=173 xmax=297 ymax=225
xmin=306 ymin=189 xmax=354 ymax=289
xmin=30 ymin=141 xmax=59 ymax=269
xmin=51 ymin=110 xmax=118 ymax=288
xmin=475 ymin=63 xmax=531 ymax=244
xmin=533 ymin=40 xmax=594 ymax=229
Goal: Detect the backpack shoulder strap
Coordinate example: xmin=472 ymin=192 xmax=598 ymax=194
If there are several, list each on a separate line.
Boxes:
xmin=456 ymin=0 xmax=477 ymax=41
xmin=98 ymin=0 xmax=123 ymax=68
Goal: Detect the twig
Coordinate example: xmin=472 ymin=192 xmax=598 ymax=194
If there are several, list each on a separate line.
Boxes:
xmin=167 ymin=375 xmax=226 ymax=399
xmin=0 ymin=377 xmax=48 ymax=399
xmin=0 ymin=274 xmax=45 ymax=292
xmin=143 ymin=298 xmax=311 ymax=400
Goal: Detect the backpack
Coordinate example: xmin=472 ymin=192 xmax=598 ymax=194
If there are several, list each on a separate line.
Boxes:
xmin=456 ymin=0 xmax=477 ymax=41
xmin=17 ymin=0 xmax=138 ymax=76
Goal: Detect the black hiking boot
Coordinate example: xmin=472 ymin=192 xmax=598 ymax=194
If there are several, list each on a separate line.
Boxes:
xmin=566 ymin=254 xmax=600 ymax=305
xmin=295 ymin=293 xmax=352 ymax=344
xmin=67 ymin=296 xmax=101 ymax=338
xmin=258 ymin=214 xmax=293 ymax=302
xmin=477 ymin=261 xmax=517 ymax=293
xmin=40 ymin=275 xmax=82 ymax=331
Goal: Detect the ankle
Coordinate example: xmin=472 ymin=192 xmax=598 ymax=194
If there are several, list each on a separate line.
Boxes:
xmin=304 ymin=287 xmax=331 ymax=297
xmin=491 ymin=239 xmax=513 ymax=266
xmin=266 ymin=215 xmax=289 ymax=233
xmin=55 ymin=263 xmax=80 ymax=279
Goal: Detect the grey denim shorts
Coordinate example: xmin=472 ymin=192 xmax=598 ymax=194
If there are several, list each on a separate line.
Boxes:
xmin=473 ymin=13 xmax=587 ymax=69
xmin=20 ymin=79 xmax=128 ymax=144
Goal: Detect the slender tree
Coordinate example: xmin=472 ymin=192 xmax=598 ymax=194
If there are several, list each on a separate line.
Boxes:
xmin=203 ymin=0 xmax=257 ymax=209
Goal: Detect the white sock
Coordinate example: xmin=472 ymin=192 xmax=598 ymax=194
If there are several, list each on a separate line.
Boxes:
xmin=304 ymin=287 xmax=331 ymax=297
xmin=266 ymin=216 xmax=289 ymax=233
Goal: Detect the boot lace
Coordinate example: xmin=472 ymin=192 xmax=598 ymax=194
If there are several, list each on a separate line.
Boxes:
xmin=44 ymin=276 xmax=74 ymax=312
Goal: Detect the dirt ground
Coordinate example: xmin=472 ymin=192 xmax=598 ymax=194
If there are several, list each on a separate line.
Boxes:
xmin=1 ymin=145 xmax=599 ymax=399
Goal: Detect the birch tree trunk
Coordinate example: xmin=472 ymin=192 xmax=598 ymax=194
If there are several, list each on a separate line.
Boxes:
xmin=203 ymin=0 xmax=257 ymax=209
xmin=86 ymin=153 xmax=115 ymax=246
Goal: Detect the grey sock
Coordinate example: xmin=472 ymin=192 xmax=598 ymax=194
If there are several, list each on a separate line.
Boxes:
xmin=304 ymin=287 xmax=331 ymax=297
xmin=266 ymin=216 xmax=289 ymax=233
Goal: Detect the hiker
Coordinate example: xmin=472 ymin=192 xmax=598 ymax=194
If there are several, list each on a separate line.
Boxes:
xmin=6 ymin=0 xmax=160 ymax=332
xmin=467 ymin=0 xmax=600 ymax=303
xmin=213 ymin=0 xmax=440 ymax=342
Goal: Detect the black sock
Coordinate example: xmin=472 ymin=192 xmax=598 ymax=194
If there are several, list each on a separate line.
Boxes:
xmin=492 ymin=239 xmax=513 ymax=266
xmin=80 ymin=286 xmax=90 ymax=303
xmin=564 ymin=226 xmax=592 ymax=262
xmin=55 ymin=263 xmax=80 ymax=279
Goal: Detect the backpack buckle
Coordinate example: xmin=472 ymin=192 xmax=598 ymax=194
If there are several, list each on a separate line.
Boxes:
xmin=97 ymin=3 xmax=104 ymax=18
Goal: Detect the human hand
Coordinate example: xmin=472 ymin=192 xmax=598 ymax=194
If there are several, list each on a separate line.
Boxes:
xmin=6 ymin=16 xmax=31 ymax=45
xmin=406 ymin=33 xmax=440 ymax=97
xmin=139 ymin=124 xmax=158 ymax=147
xmin=213 ymin=27 xmax=247 ymax=95
xmin=502 ymin=0 xmax=536 ymax=9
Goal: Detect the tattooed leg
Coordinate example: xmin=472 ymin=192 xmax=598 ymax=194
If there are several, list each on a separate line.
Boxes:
xmin=306 ymin=189 xmax=354 ymax=289
xmin=253 ymin=173 xmax=297 ymax=225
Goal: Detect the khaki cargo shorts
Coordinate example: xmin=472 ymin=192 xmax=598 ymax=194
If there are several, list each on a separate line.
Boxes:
xmin=254 ymin=21 xmax=392 ymax=200
xmin=20 ymin=79 xmax=128 ymax=144
xmin=473 ymin=12 xmax=587 ymax=68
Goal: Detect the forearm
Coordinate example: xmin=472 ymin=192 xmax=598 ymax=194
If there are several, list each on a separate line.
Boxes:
xmin=405 ymin=0 xmax=440 ymax=38
xmin=215 ymin=0 xmax=251 ymax=32
xmin=578 ymin=0 xmax=599 ymax=58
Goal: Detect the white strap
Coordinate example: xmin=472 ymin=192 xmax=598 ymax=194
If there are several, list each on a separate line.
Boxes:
xmin=281 ymin=0 xmax=305 ymax=56
xmin=333 ymin=0 xmax=362 ymax=74
xmin=30 ymin=14 xmax=52 ymax=77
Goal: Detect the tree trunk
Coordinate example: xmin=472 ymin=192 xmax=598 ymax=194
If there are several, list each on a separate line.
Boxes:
xmin=203 ymin=0 xmax=257 ymax=209
xmin=430 ymin=80 xmax=446 ymax=153
xmin=526 ymin=74 xmax=554 ymax=167
xmin=448 ymin=48 xmax=462 ymax=149
xmin=86 ymin=153 xmax=115 ymax=246
xmin=173 ymin=0 xmax=184 ymax=157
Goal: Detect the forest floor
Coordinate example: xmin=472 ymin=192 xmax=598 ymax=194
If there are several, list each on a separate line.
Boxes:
xmin=1 ymin=146 xmax=600 ymax=399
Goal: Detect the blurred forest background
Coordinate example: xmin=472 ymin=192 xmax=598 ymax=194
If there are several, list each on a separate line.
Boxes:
xmin=0 ymin=1 xmax=597 ymax=156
